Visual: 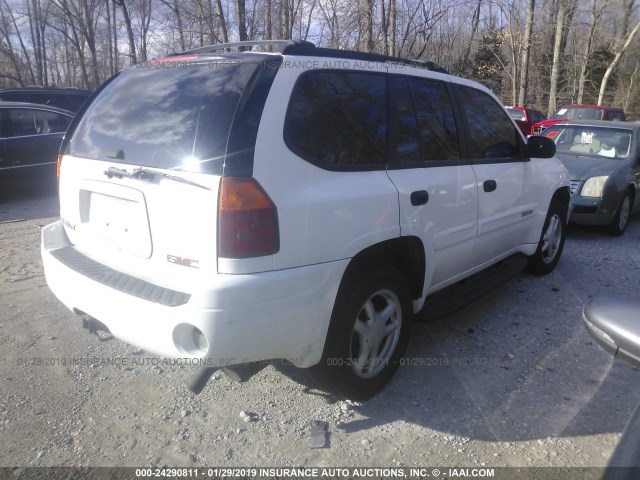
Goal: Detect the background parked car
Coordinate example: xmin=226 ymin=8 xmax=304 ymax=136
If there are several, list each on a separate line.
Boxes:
xmin=0 ymin=87 xmax=90 ymax=113
xmin=532 ymin=104 xmax=626 ymax=136
xmin=505 ymin=106 xmax=546 ymax=136
xmin=0 ymin=102 xmax=74 ymax=184
xmin=542 ymin=120 xmax=640 ymax=235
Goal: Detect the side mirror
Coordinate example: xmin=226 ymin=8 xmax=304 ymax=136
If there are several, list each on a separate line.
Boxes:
xmin=527 ymin=135 xmax=556 ymax=159
xmin=583 ymin=296 xmax=640 ymax=367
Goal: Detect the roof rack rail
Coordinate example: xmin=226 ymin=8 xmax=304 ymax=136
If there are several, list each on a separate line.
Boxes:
xmin=176 ymin=40 xmax=447 ymax=74
xmin=179 ymin=40 xmax=316 ymax=55
xmin=287 ymin=45 xmax=448 ymax=73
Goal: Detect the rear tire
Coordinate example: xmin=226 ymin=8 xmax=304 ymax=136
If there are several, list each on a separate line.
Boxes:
xmin=527 ymin=198 xmax=567 ymax=275
xmin=310 ymin=265 xmax=412 ymax=401
xmin=608 ymin=192 xmax=632 ymax=237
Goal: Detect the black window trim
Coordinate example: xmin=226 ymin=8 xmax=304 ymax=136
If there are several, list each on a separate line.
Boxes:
xmin=283 ymin=69 xmax=390 ymax=173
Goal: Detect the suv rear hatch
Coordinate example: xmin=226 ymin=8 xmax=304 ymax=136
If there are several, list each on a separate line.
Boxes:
xmin=58 ymin=55 xmax=279 ymax=293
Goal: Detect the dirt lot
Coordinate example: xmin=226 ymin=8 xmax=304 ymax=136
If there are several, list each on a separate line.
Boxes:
xmin=1 ymin=182 xmax=640 ymax=472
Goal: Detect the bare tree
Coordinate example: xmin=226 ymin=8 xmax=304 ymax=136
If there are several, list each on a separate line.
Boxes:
xmin=597 ymin=19 xmax=640 ymax=104
xmin=518 ymin=0 xmax=534 ymax=105
xmin=363 ymin=0 xmax=373 ymax=51
xmin=113 ymin=0 xmax=138 ymax=65
xmin=576 ymin=0 xmax=607 ymax=103
xmin=237 ymin=0 xmax=248 ymax=40
xmin=547 ymin=0 xmax=574 ymax=116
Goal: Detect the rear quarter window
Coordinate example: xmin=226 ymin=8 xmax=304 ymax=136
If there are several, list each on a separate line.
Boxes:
xmin=284 ymin=71 xmax=388 ymax=169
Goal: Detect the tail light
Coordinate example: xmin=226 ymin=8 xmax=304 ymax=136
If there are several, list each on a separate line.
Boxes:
xmin=56 ymin=153 xmax=63 ymax=202
xmin=218 ymin=177 xmax=279 ymax=258
xmin=56 ymin=153 xmax=63 ymax=178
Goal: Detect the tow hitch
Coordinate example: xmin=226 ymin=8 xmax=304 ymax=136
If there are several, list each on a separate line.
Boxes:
xmin=80 ymin=314 xmax=113 ymax=342
xmin=189 ymin=363 xmax=265 ymax=394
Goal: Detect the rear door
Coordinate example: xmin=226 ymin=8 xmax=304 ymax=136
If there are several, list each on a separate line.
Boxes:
xmin=454 ymin=84 xmax=538 ymax=267
xmin=385 ymin=74 xmax=478 ymax=293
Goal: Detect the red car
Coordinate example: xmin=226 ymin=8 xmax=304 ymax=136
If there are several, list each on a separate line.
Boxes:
xmin=532 ymin=104 xmax=626 ymax=136
xmin=505 ymin=107 xmax=547 ymax=136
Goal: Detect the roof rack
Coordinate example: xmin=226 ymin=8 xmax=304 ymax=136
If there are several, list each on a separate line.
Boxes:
xmin=176 ymin=40 xmax=447 ymax=74
xmin=289 ymin=45 xmax=448 ymax=73
xmin=180 ymin=40 xmax=315 ymax=55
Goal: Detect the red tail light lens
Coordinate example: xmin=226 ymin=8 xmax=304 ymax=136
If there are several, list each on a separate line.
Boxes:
xmin=218 ymin=177 xmax=279 ymax=258
xmin=56 ymin=153 xmax=63 ymax=178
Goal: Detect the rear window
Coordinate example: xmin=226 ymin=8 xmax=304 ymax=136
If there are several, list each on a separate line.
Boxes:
xmin=553 ymin=107 xmax=604 ymax=121
xmin=69 ymin=62 xmax=260 ymax=174
xmin=506 ymin=108 xmax=526 ymax=122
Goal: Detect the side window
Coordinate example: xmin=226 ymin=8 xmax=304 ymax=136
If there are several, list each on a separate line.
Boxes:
xmin=408 ymin=77 xmax=460 ymax=161
xmin=66 ymin=94 xmax=88 ymax=112
xmin=457 ymin=85 xmax=520 ymax=160
xmin=6 ymin=108 xmax=38 ymax=136
xmin=532 ymin=110 xmax=544 ymax=124
xmin=34 ymin=110 xmax=72 ymax=133
xmin=5 ymin=109 xmax=71 ymax=137
xmin=284 ymin=71 xmax=387 ymax=168
xmin=608 ymin=111 xmax=624 ymax=121
xmin=46 ymin=95 xmax=71 ymax=111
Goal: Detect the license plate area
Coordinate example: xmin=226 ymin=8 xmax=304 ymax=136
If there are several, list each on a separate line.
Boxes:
xmin=79 ymin=182 xmax=152 ymax=258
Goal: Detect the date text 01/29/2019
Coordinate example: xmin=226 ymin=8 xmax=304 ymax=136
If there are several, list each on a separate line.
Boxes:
xmin=134 ymin=467 xmax=497 ymax=478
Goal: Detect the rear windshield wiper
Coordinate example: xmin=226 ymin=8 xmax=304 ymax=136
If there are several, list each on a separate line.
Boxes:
xmin=104 ymin=166 xmax=210 ymax=190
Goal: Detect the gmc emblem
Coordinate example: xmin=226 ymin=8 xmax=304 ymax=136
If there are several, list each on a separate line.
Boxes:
xmin=167 ymin=255 xmax=200 ymax=269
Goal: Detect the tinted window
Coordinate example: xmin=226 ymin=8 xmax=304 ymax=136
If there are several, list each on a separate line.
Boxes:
xmin=65 ymin=94 xmax=89 ymax=112
xmin=409 ymin=77 xmax=460 ymax=161
xmin=3 ymin=108 xmax=71 ymax=137
xmin=457 ymin=85 xmax=519 ymax=159
xmin=69 ymin=62 xmax=259 ymax=173
xmin=532 ymin=110 xmax=545 ymax=123
xmin=607 ymin=110 xmax=624 ymax=121
xmin=44 ymin=94 xmax=72 ymax=111
xmin=284 ymin=71 xmax=387 ymax=168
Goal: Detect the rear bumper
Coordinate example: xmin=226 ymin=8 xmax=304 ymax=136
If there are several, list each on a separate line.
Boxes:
xmin=41 ymin=221 xmax=346 ymax=368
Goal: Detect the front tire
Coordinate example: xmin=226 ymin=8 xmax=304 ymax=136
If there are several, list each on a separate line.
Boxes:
xmin=527 ymin=198 xmax=567 ymax=275
xmin=310 ymin=265 xmax=412 ymax=401
xmin=608 ymin=192 xmax=632 ymax=236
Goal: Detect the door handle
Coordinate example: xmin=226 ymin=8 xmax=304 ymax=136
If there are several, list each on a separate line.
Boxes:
xmin=410 ymin=190 xmax=429 ymax=206
xmin=483 ymin=180 xmax=497 ymax=192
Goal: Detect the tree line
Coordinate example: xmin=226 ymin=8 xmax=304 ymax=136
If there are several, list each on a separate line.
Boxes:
xmin=1 ymin=0 xmax=639 ymax=118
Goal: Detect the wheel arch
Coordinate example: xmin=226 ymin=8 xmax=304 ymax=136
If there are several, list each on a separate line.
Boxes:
xmin=551 ymin=186 xmax=570 ymax=209
xmin=626 ymin=183 xmax=636 ymax=205
xmin=549 ymin=186 xmax=571 ymax=223
xmin=340 ymin=237 xmax=425 ymax=302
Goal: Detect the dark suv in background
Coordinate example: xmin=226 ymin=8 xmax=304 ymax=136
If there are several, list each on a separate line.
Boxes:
xmin=0 ymin=87 xmax=91 ymax=112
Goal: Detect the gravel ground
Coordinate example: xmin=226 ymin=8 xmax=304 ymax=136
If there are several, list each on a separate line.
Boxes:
xmin=1 ymin=181 xmax=640 ymax=471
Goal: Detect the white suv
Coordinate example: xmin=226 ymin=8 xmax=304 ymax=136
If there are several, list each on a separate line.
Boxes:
xmin=42 ymin=40 xmax=570 ymax=400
